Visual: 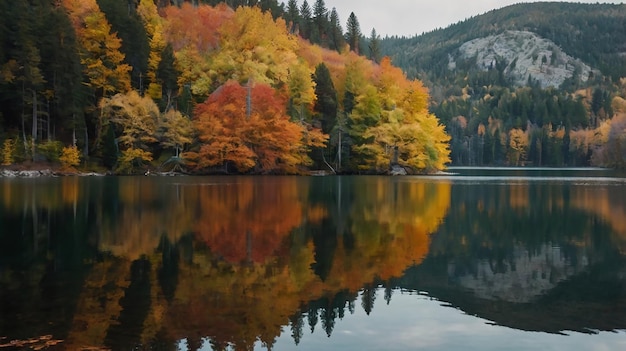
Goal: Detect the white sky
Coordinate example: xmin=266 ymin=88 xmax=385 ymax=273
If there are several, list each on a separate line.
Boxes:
xmin=303 ymin=1 xmax=625 ymax=37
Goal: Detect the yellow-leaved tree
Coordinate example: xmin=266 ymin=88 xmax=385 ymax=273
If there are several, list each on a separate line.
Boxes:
xmin=137 ymin=0 xmax=166 ymax=100
xmin=508 ymin=127 xmax=529 ymax=166
xmin=211 ymin=6 xmax=298 ymax=87
xmin=99 ymin=91 xmax=160 ymax=173
xmin=159 ymin=109 xmax=193 ymax=158
xmin=2 ymin=139 xmax=15 ymax=165
xmin=59 ymin=145 xmax=81 ymax=170
xmin=352 ymin=57 xmax=450 ymax=173
xmin=63 ymin=0 xmax=131 ymax=98
xmin=287 ymin=60 xmax=317 ymax=122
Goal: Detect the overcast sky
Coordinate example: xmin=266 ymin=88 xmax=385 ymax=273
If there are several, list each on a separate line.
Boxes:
xmin=306 ymin=0 xmax=625 ymax=37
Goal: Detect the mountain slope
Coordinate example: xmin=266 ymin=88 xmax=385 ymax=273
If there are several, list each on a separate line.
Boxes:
xmin=381 ymin=2 xmax=626 ymax=84
xmin=379 ymin=2 xmax=626 ymax=168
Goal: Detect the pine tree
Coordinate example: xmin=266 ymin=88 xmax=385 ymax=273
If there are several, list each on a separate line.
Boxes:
xmin=285 ymin=0 xmax=299 ymax=33
xmin=368 ymin=28 xmax=381 ymax=63
xmin=299 ymin=0 xmax=312 ymax=40
xmin=328 ymin=8 xmax=345 ymax=52
xmin=313 ymin=0 xmax=329 ymax=46
xmin=157 ymin=44 xmax=180 ymax=111
xmin=345 ymin=12 xmax=361 ymax=54
xmin=313 ymin=63 xmax=337 ymax=134
xmin=97 ymin=0 xmax=150 ymax=93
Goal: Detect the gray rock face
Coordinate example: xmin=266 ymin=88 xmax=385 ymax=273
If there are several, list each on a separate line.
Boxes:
xmin=0 ymin=169 xmax=54 ymax=177
xmin=450 ymin=30 xmax=596 ymax=88
xmin=390 ymin=164 xmax=408 ymax=176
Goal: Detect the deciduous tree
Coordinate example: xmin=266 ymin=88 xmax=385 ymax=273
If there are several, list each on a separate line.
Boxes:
xmin=159 ymin=109 xmax=193 ymax=157
xmin=190 ymin=81 xmax=326 ymax=174
xmin=99 ymin=90 xmax=160 ymax=156
xmin=212 ymin=6 xmax=298 ymax=88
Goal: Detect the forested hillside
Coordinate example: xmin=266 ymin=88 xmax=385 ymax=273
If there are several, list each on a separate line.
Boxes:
xmin=381 ymin=2 xmax=626 ymax=168
xmin=0 ymin=0 xmax=449 ymax=174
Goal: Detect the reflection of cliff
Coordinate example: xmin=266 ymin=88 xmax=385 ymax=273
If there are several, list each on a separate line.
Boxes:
xmin=409 ymin=179 xmax=626 ymax=333
xmin=449 ymin=244 xmax=587 ymax=303
xmin=396 ymin=255 xmax=626 ymax=334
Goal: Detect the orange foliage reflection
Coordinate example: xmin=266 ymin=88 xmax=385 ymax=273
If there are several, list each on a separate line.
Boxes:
xmin=1 ymin=176 xmax=451 ymax=349
xmin=194 ymin=177 xmax=306 ymax=264
xmin=151 ymin=178 xmax=451 ymax=348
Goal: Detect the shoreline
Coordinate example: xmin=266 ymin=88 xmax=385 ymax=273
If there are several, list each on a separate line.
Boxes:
xmin=0 ymin=169 xmax=106 ymax=178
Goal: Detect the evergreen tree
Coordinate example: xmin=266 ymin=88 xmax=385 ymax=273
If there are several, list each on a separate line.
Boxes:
xmin=37 ymin=2 xmax=85 ymax=146
xmin=361 ymin=285 xmax=376 ymax=315
xmin=345 ymin=12 xmax=361 ymax=54
xmin=299 ymin=0 xmax=312 ymax=40
xmin=157 ymin=44 xmax=180 ymax=111
xmin=285 ymin=0 xmax=299 ymax=33
xmin=289 ymin=311 xmax=304 ymax=345
xmin=368 ymin=28 xmax=381 ymax=63
xmin=258 ymin=0 xmax=284 ymax=20
xmin=328 ymin=8 xmax=345 ymax=52
xmin=97 ymin=0 xmax=150 ymax=93
xmin=313 ymin=63 xmax=337 ymax=134
xmin=5 ymin=1 xmax=46 ymax=155
xmin=312 ymin=0 xmax=329 ymax=46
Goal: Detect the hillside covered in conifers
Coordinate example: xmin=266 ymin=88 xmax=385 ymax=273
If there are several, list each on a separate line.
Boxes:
xmin=0 ymin=0 xmax=450 ymax=175
xmin=380 ymin=2 xmax=626 ymax=168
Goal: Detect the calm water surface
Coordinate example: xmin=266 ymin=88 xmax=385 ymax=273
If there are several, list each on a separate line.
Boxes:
xmin=1 ymin=168 xmax=626 ymax=350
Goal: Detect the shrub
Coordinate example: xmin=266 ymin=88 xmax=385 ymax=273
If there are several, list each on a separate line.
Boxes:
xmin=1 ymin=138 xmax=15 ymax=165
xmin=59 ymin=145 xmax=81 ymax=170
xmin=37 ymin=140 xmax=64 ymax=162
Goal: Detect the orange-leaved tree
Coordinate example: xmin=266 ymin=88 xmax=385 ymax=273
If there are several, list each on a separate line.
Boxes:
xmin=187 ymin=81 xmax=326 ymax=174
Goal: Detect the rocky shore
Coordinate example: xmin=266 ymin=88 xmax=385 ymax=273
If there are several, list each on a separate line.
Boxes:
xmin=0 ymin=169 xmax=105 ymax=178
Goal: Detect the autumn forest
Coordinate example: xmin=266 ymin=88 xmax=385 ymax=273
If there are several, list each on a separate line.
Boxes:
xmin=0 ymin=0 xmax=451 ymax=175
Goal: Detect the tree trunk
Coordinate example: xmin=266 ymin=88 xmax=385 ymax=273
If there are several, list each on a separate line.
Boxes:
xmin=31 ymin=89 xmax=37 ymax=159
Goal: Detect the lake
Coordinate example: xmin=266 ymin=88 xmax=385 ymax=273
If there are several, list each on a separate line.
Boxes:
xmin=1 ymin=168 xmax=626 ymax=350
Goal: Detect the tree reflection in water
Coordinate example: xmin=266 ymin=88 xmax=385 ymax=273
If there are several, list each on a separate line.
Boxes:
xmin=1 ymin=175 xmax=626 ymax=349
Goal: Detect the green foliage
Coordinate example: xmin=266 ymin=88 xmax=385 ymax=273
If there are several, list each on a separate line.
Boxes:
xmin=368 ymin=28 xmax=381 ymax=64
xmin=345 ymin=12 xmax=361 ymax=54
xmin=313 ymin=63 xmax=338 ymax=134
xmin=328 ymin=8 xmax=346 ymax=52
xmin=37 ymin=140 xmax=64 ymax=162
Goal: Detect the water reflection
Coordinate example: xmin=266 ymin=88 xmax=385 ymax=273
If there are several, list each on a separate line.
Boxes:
xmin=1 ymin=172 xmax=626 ymax=349
xmin=0 ymin=176 xmax=450 ymax=350
xmin=406 ymin=173 xmax=626 ymax=335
